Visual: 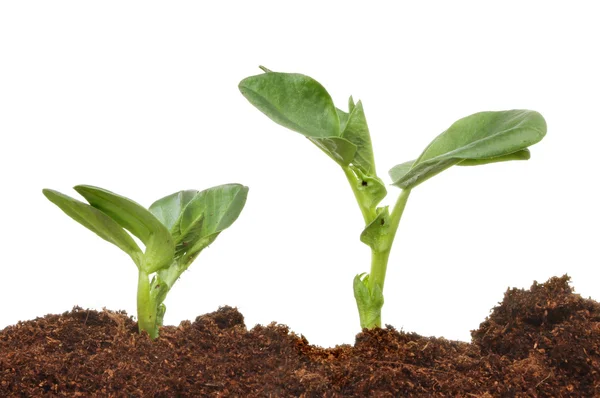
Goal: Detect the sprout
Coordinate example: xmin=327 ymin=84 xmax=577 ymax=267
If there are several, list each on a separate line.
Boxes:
xmin=43 ymin=184 xmax=248 ymax=338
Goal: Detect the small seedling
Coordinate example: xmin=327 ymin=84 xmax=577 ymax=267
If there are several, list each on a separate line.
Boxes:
xmin=43 ymin=184 xmax=248 ymax=338
xmin=239 ymin=67 xmax=546 ymax=329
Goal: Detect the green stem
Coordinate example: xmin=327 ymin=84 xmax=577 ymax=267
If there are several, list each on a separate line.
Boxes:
xmin=343 ymin=163 xmax=412 ymax=329
xmin=368 ymin=188 xmax=411 ymax=292
xmin=137 ymin=270 xmax=159 ymax=339
xmin=360 ymin=188 xmax=411 ymax=329
xmin=342 ymin=166 xmax=376 ymax=224
xmin=368 ymin=250 xmax=392 ymax=293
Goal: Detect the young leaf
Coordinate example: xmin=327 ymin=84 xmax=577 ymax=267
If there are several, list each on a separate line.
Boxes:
xmin=341 ymin=100 xmax=377 ymax=175
xmin=240 ymin=70 xmax=378 ymax=173
xmin=390 ymin=110 xmax=546 ymax=189
xmin=180 ymin=233 xmax=220 ymax=266
xmin=388 ymin=160 xmax=415 ymax=183
xmin=353 ymin=273 xmax=384 ymax=329
xmin=308 ymin=136 xmax=357 ymax=166
xmin=76 ymin=186 xmax=165 ymax=243
xmin=360 ymin=207 xmax=391 ymax=252
xmin=74 ymin=185 xmax=175 ymax=273
xmin=42 ymin=189 xmax=143 ymax=268
xmin=149 ymin=189 xmax=199 ymax=232
xmin=337 ymin=108 xmax=350 ymax=132
xmin=348 ymin=96 xmax=356 ymax=113
xmin=177 ymin=184 xmax=248 ymax=258
xmin=239 ymin=72 xmax=340 ymax=138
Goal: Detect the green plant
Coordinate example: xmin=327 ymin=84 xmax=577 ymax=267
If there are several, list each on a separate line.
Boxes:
xmin=43 ymin=184 xmax=248 ymax=338
xmin=239 ymin=67 xmax=546 ymax=329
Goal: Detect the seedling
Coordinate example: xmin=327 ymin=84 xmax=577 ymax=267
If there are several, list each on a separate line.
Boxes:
xmin=43 ymin=184 xmax=248 ymax=338
xmin=239 ymin=67 xmax=546 ymax=329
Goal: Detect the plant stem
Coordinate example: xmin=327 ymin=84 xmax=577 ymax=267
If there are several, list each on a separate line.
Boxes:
xmin=342 ymin=166 xmax=376 ymax=224
xmin=343 ymin=162 xmax=412 ymax=329
xmin=366 ymin=188 xmax=411 ymax=326
xmin=137 ymin=270 xmax=158 ymax=339
xmin=368 ymin=250 xmax=392 ymax=293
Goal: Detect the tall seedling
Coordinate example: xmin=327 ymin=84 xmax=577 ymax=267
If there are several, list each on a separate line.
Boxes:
xmin=239 ymin=67 xmax=546 ymax=329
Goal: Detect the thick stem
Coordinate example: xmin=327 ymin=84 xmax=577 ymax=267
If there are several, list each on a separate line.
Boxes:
xmin=342 ymin=166 xmax=376 ymax=224
xmin=368 ymin=250 xmax=392 ymax=293
xmin=365 ymin=188 xmax=412 ymax=325
xmin=137 ymin=270 xmax=159 ymax=339
xmin=343 ymin=162 xmax=412 ymax=329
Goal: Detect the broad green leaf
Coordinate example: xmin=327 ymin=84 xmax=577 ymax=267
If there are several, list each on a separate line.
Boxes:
xmin=75 ymin=185 xmax=174 ymax=273
xmin=239 ymin=72 xmax=340 ymax=138
xmin=360 ymin=207 xmax=391 ymax=252
xmin=388 ymin=160 xmax=415 ymax=183
xmin=341 ymin=100 xmax=376 ymax=174
xmin=42 ymin=189 xmax=143 ymax=268
xmin=308 ymin=136 xmax=357 ymax=166
xmin=353 ymin=273 xmax=384 ymax=329
xmin=149 ymin=190 xmax=199 ymax=232
xmin=390 ymin=110 xmax=546 ymax=189
xmin=240 ymin=70 xmax=378 ymax=174
xmin=177 ymin=184 xmax=248 ymax=258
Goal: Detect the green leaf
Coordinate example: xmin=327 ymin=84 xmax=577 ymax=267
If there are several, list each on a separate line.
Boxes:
xmin=348 ymin=96 xmax=356 ymax=113
xmin=149 ymin=190 xmax=199 ymax=232
xmin=240 ymin=70 xmax=379 ymax=175
xmin=390 ymin=110 xmax=547 ymax=189
xmin=308 ymin=137 xmax=357 ymax=166
xmin=458 ymin=148 xmax=531 ymax=166
xmin=239 ymin=72 xmax=340 ymax=138
xmin=388 ymin=160 xmax=415 ymax=183
xmin=74 ymin=185 xmax=175 ymax=273
xmin=156 ymin=303 xmax=166 ymax=328
xmin=360 ymin=207 xmax=391 ymax=252
xmin=336 ymin=108 xmax=350 ymax=133
xmin=150 ymin=274 xmax=170 ymax=307
xmin=42 ymin=189 xmax=143 ymax=268
xmin=341 ymin=100 xmax=376 ymax=174
xmin=177 ymin=184 xmax=248 ymax=260
xmin=180 ymin=233 xmax=220 ymax=266
xmin=353 ymin=273 xmax=384 ymax=329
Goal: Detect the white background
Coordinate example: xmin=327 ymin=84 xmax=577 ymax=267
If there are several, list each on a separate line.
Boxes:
xmin=1 ymin=1 xmax=598 ymax=348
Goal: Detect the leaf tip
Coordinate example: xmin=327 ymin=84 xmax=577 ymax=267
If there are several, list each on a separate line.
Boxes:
xmin=42 ymin=188 xmax=55 ymax=199
xmin=73 ymin=184 xmax=92 ymax=193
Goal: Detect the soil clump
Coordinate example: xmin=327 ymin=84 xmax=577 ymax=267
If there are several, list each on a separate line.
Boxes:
xmin=1 ymin=275 xmax=599 ymax=396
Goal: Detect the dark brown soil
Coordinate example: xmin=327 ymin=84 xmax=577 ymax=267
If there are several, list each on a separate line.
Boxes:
xmin=2 ymin=275 xmax=599 ymax=397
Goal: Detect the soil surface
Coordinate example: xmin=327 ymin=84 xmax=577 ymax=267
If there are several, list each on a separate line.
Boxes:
xmin=1 ymin=275 xmax=599 ymax=397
